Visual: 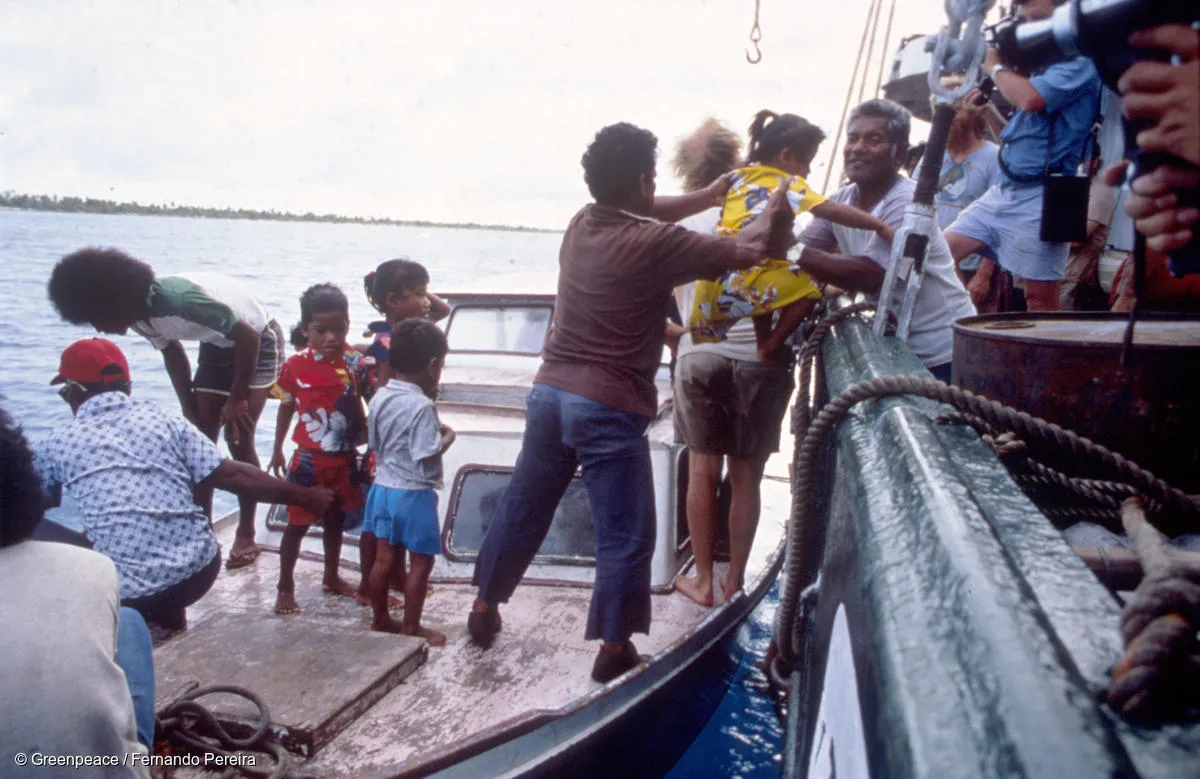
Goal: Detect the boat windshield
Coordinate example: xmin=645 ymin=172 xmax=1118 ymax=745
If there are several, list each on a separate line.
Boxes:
xmin=444 ymin=466 xmax=595 ymax=564
xmin=446 ymin=305 xmax=552 ymax=355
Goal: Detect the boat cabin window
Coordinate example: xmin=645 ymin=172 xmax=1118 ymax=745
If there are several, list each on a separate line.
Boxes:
xmin=444 ymin=466 xmax=595 ymax=564
xmin=445 ymin=305 xmax=552 ymax=355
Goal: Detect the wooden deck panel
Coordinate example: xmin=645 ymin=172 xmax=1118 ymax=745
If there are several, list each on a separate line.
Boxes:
xmin=154 ymin=562 xmax=427 ymax=753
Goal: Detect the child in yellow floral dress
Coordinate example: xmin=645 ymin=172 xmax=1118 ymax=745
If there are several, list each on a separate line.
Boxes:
xmin=690 ymin=110 xmax=894 ymax=362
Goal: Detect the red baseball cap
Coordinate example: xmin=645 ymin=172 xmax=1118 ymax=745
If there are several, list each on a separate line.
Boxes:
xmin=51 ymin=338 xmax=131 ymax=386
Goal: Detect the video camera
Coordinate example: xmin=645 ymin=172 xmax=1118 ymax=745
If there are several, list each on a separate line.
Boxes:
xmin=990 ymin=0 xmax=1192 ymax=88
xmin=989 ymin=0 xmax=1199 ymax=274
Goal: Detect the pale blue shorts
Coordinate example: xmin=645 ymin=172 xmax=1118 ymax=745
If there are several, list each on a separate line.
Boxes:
xmin=946 ymin=182 xmax=1070 ymax=282
xmin=363 ymin=485 xmax=440 ymax=556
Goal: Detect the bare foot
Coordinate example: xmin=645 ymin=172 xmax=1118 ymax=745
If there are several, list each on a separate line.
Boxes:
xmin=719 ymin=574 xmax=744 ymax=602
xmin=370 ymin=616 xmax=407 ymax=634
xmin=404 ymin=625 xmax=447 ymax=647
xmin=274 ymin=592 xmax=301 ymax=615
xmin=355 ymin=590 xmax=404 ymax=610
xmin=674 ymin=573 xmax=714 ymax=607
xmin=322 ymin=578 xmax=359 ymax=599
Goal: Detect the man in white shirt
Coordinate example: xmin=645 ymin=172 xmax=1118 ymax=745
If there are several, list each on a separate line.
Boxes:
xmin=794 ymin=99 xmax=976 ymax=380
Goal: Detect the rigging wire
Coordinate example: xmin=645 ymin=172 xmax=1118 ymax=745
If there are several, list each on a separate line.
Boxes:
xmin=873 ymin=0 xmax=898 ymax=96
xmin=821 ymin=0 xmax=881 ymax=193
xmin=856 ymin=0 xmax=885 ymax=103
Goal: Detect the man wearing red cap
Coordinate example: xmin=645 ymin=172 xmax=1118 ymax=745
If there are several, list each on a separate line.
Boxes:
xmin=33 ymin=338 xmax=334 ymax=631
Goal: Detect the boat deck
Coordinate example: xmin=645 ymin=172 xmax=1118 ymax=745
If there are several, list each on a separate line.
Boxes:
xmin=154 ymin=516 xmax=762 ymax=776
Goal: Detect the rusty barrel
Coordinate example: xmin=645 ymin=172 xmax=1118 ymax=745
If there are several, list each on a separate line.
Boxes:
xmin=952 ymin=313 xmax=1200 ymax=494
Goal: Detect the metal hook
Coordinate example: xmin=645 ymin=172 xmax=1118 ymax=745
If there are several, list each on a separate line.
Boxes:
xmin=745 ymin=0 xmax=762 ymax=64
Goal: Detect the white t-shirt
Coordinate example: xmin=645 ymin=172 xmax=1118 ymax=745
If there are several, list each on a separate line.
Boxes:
xmin=673 ymin=208 xmax=760 ymax=362
xmin=133 ymin=272 xmax=271 ymax=350
xmin=800 ymin=175 xmax=976 ymax=368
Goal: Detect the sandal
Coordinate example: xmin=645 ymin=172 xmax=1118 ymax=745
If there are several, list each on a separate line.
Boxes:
xmin=225 ymin=545 xmax=262 ymax=570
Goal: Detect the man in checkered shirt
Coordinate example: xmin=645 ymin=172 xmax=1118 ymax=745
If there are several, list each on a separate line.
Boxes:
xmin=33 ymin=338 xmax=333 ymax=630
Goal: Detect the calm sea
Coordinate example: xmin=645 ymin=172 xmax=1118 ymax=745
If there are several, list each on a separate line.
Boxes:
xmin=0 ymin=208 xmax=782 ymax=777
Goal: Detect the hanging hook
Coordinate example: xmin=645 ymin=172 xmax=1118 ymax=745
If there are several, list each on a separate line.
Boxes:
xmin=745 ymin=0 xmax=763 ymax=64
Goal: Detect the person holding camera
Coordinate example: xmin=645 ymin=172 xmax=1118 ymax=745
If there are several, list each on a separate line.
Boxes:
xmin=944 ymin=0 xmax=1103 ymax=312
xmin=1104 ymin=22 xmax=1199 ymax=256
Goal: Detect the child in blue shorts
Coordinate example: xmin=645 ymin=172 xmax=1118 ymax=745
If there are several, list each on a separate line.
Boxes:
xmin=363 ymin=319 xmax=455 ymax=645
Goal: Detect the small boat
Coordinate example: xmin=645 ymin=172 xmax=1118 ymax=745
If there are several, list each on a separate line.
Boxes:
xmin=152 ymin=286 xmax=794 ymax=777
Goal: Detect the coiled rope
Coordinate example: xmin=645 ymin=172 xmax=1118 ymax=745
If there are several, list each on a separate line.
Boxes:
xmin=774 ymin=314 xmax=1200 ymax=678
xmin=155 ymin=684 xmax=291 ymax=779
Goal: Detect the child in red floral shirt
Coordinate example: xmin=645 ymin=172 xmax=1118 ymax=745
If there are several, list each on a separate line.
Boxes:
xmin=269 ymin=284 xmax=367 ymax=615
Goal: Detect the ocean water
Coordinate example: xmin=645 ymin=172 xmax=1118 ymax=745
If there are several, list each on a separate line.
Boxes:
xmin=0 ymin=208 xmax=782 ymax=776
xmin=0 ymin=208 xmax=564 ymax=523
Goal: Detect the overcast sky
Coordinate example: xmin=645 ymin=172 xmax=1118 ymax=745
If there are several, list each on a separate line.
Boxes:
xmin=3 ymin=0 xmax=961 ymax=229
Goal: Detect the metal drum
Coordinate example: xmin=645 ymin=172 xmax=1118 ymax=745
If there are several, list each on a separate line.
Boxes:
xmin=952 ymin=313 xmax=1200 ymax=494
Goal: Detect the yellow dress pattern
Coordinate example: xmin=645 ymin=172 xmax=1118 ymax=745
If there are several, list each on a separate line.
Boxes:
xmin=689 ymin=165 xmax=825 ymax=343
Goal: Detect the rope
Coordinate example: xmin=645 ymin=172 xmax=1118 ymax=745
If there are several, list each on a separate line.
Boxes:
xmin=873 ymin=0 xmax=898 ymax=97
xmin=821 ymin=0 xmax=880 ymax=193
xmin=1107 ymin=498 xmax=1200 ymax=717
xmin=156 ymin=684 xmax=291 ymax=779
xmin=792 ymin=301 xmax=877 ymax=440
xmin=856 ymin=0 xmax=883 ymax=104
xmin=776 ymin=373 xmax=1200 ymax=670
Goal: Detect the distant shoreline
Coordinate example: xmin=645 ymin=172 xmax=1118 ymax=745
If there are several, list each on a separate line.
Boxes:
xmin=0 ymin=193 xmax=561 ymax=234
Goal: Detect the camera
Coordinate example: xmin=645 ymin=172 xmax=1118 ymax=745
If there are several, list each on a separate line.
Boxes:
xmin=992 ymin=0 xmax=1199 ymax=274
xmin=991 ymin=0 xmax=1194 ymax=89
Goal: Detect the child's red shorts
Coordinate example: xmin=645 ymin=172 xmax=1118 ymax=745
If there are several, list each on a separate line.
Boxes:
xmin=285 ymin=450 xmax=365 ymax=526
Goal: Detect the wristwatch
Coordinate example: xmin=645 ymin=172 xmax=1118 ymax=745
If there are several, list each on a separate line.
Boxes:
xmin=786 ymin=242 xmax=806 ymax=264
xmin=990 ymin=63 xmax=1010 ymax=80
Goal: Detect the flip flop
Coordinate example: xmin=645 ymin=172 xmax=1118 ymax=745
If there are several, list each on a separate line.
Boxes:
xmin=225 ymin=545 xmax=262 ymax=570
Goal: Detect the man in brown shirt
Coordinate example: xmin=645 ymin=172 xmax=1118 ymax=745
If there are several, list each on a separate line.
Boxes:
xmin=468 ymin=121 xmax=796 ymax=682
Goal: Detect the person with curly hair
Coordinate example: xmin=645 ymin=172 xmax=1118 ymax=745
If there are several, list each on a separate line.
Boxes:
xmin=466 ymin=121 xmax=799 ymax=683
xmin=47 ymin=248 xmax=286 ymax=569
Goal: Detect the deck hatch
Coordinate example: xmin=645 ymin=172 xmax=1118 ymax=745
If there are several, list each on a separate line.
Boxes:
xmin=442 ymin=464 xmax=597 ymax=565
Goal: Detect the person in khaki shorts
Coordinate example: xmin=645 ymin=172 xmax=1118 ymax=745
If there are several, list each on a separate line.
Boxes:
xmin=670 ymin=119 xmax=797 ymax=606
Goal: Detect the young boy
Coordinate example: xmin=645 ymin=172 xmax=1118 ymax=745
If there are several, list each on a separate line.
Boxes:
xmin=363 ymin=319 xmax=455 ymax=645
xmin=48 ymin=248 xmax=285 ymax=569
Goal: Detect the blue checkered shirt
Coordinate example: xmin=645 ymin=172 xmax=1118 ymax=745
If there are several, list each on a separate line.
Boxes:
xmin=33 ymin=393 xmax=223 ymax=599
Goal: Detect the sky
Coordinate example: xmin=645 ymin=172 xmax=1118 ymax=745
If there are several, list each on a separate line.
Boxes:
xmin=2 ymin=0 xmax=966 ymax=230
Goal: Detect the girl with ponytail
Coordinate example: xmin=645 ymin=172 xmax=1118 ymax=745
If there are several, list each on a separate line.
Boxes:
xmin=690 ymin=110 xmax=895 ymax=363
xmin=357 ymin=257 xmax=448 ymax=603
xmin=359 ymin=258 xmax=449 ymax=398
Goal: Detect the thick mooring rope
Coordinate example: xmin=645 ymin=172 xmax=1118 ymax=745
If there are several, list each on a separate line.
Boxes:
xmin=1107 ymin=498 xmax=1200 ymax=717
xmin=776 ymin=365 xmax=1200 ymax=674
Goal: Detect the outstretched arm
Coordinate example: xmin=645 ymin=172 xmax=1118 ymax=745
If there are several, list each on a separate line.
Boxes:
xmin=649 ymin=175 xmax=730 ymax=223
xmin=199 ymin=459 xmax=333 ymax=516
xmin=796 ymin=245 xmax=885 ymax=294
xmin=809 ymin=201 xmax=894 ymax=243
